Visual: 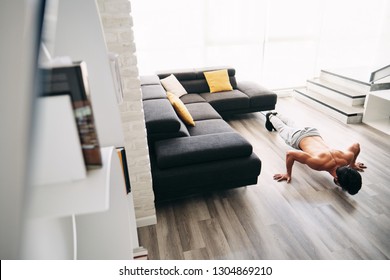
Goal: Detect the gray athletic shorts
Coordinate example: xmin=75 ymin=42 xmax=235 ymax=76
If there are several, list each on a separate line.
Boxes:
xmin=290 ymin=127 xmax=322 ymax=150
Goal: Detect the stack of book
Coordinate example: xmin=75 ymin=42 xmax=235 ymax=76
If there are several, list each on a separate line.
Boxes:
xmin=40 ymin=61 xmax=102 ymax=169
xmin=116 ymin=147 xmax=131 ymax=194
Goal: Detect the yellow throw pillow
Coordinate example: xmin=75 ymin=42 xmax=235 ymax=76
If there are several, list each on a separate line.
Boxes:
xmin=166 ymin=92 xmax=195 ymax=126
xmin=203 ymin=69 xmax=233 ymax=93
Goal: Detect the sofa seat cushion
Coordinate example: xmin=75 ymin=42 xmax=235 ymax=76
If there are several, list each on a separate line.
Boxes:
xmin=187 ymin=119 xmax=233 ymax=136
xmin=200 ymin=90 xmax=249 ymax=112
xmin=143 ymin=99 xmax=181 ymax=133
xmin=186 ymin=103 xmax=221 ymax=121
xmin=179 ymin=93 xmax=207 ymax=104
xmin=155 ymin=132 xmax=253 ymax=169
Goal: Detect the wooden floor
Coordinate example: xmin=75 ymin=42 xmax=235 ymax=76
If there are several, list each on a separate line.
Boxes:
xmin=137 ymin=96 xmax=390 ymax=260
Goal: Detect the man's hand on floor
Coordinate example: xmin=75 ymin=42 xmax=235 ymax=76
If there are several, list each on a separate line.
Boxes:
xmin=273 ymin=173 xmax=291 ymax=183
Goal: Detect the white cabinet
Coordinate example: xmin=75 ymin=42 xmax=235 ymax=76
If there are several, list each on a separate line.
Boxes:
xmin=363 ymin=90 xmax=390 ymax=135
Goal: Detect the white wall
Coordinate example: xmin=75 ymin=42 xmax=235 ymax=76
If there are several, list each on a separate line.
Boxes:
xmin=316 ymin=0 xmax=385 ymax=72
xmin=0 ymin=0 xmax=42 ymax=259
xmin=372 ymin=0 xmax=390 ymax=70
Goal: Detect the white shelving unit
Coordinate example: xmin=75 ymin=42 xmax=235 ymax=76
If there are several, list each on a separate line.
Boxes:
xmin=20 ymin=0 xmax=139 ymax=260
xmin=363 ymin=90 xmax=390 ymax=135
xmin=21 ymin=97 xmax=133 ymax=259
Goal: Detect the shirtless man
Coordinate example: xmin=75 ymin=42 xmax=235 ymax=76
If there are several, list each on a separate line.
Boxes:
xmin=265 ymin=112 xmax=367 ymax=195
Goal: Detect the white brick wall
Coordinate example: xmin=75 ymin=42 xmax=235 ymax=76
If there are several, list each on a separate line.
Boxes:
xmin=97 ymin=0 xmax=156 ymax=226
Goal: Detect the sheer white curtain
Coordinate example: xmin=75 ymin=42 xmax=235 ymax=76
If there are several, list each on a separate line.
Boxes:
xmin=317 ymin=0 xmax=385 ymax=71
xmin=131 ymin=0 xmax=205 ymax=72
xmin=131 ymin=0 xmax=267 ymax=83
xmin=131 ymin=0 xmax=386 ymax=90
xmin=263 ymin=0 xmax=322 ymax=89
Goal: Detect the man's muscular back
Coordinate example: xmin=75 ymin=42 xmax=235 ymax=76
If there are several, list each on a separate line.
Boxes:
xmin=298 ymin=136 xmax=355 ymax=174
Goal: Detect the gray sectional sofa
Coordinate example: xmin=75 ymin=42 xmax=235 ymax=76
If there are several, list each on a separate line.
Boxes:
xmin=140 ymin=67 xmax=277 ymax=202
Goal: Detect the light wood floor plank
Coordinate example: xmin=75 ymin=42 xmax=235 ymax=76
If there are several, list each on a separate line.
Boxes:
xmin=205 ymin=194 xmax=260 ymax=259
xmin=154 ymin=204 xmax=184 ymax=259
xmin=197 ymin=218 xmax=233 ymax=260
xmin=183 ymin=248 xmax=210 ymax=260
xmin=172 ymin=199 xmax=206 ymax=252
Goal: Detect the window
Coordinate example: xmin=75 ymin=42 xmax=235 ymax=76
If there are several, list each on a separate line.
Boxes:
xmin=131 ymin=0 xmax=386 ymax=90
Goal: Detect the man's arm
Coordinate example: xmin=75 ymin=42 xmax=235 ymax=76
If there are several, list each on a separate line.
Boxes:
xmin=274 ymin=150 xmax=314 ymax=183
xmin=347 ymin=143 xmax=367 ymax=171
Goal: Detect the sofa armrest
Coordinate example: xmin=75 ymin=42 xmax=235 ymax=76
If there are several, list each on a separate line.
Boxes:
xmin=237 ymin=81 xmax=277 ymax=108
xmin=154 ymin=132 xmax=253 ymax=169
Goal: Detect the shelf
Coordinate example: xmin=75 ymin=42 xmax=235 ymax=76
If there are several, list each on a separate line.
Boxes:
xmin=22 ymin=146 xmax=133 ymax=259
xmin=31 ymin=95 xmax=87 ymax=186
xmin=27 ymin=147 xmax=115 ymax=219
xmin=76 ymin=146 xmax=133 ymax=259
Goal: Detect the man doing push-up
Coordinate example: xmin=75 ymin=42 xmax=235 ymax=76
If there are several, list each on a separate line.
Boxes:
xmin=265 ymin=112 xmax=366 ymax=195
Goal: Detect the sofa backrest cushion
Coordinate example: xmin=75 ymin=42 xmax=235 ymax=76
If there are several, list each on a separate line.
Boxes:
xmin=140 ymin=75 xmax=160 ymax=86
xmin=141 ymin=84 xmax=167 ymax=101
xmin=157 ymin=67 xmax=237 ymax=93
xmin=180 ymin=79 xmax=211 ymax=94
xmin=147 ymin=120 xmax=190 ymax=146
xmin=143 ymin=99 xmax=182 ymax=134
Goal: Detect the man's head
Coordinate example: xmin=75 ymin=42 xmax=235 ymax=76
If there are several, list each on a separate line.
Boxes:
xmin=334 ymin=166 xmax=362 ymax=195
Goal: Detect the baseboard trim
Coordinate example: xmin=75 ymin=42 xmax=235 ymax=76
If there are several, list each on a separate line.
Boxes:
xmin=274 ymin=89 xmax=295 ymax=97
xmin=136 ymin=215 xmax=157 ymax=228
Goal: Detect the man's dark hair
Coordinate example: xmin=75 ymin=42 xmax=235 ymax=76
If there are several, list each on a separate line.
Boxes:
xmin=336 ymin=166 xmax=362 ymax=195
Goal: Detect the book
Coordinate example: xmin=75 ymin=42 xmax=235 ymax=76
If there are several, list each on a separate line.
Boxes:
xmin=133 ymin=247 xmax=148 ymax=260
xmin=116 ymin=147 xmax=131 ymax=194
xmin=40 ymin=61 xmax=102 ymax=169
